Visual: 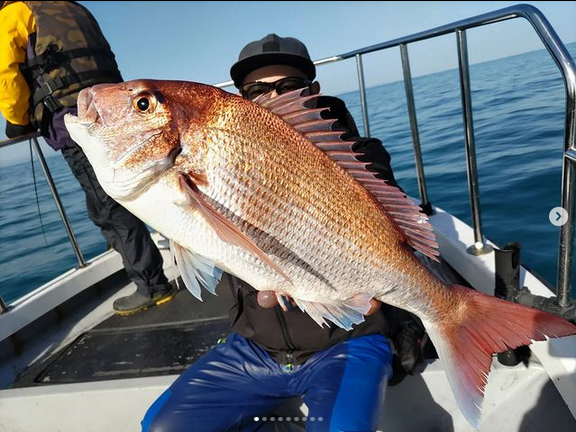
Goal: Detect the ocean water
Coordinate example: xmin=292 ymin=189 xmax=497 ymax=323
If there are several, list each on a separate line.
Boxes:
xmin=1 ymin=43 xmax=575 ymax=304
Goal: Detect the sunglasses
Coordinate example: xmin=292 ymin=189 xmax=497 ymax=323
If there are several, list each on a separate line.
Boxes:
xmin=241 ymin=77 xmax=311 ymax=100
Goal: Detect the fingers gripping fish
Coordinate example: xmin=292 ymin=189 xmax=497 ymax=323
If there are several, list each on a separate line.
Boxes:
xmin=64 ymin=80 xmax=576 ymax=429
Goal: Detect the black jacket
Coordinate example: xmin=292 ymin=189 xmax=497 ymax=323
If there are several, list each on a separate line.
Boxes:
xmin=229 ymin=95 xmax=402 ymax=366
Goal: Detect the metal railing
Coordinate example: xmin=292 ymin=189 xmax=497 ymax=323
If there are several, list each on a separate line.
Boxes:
xmin=216 ymin=4 xmax=576 ymax=306
xmin=0 ymin=133 xmax=86 ymax=312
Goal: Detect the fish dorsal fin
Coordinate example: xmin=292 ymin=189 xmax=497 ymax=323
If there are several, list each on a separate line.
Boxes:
xmin=253 ymin=88 xmax=338 ymax=132
xmin=254 ymin=88 xmax=440 ymax=261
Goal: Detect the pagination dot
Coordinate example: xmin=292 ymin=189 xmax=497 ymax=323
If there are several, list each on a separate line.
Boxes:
xmin=254 ymin=417 xmax=259 ymax=421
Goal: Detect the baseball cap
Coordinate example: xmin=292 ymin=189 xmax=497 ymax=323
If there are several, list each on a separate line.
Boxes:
xmin=230 ymin=33 xmax=316 ymax=88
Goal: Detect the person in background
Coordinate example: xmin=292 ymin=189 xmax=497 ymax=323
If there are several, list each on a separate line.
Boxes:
xmin=0 ymin=1 xmax=174 ymax=315
xmin=141 ymin=34 xmax=425 ymax=432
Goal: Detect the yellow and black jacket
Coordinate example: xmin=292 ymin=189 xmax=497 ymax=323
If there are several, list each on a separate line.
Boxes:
xmin=0 ymin=1 xmax=122 ymax=148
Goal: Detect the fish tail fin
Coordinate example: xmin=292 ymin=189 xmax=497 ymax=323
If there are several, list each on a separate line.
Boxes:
xmin=425 ymin=284 xmax=576 ymax=429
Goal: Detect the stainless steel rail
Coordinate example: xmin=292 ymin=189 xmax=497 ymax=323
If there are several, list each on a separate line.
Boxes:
xmin=355 ymin=54 xmax=371 ymax=138
xmin=456 ymin=29 xmax=493 ymax=256
xmin=216 ymin=4 xmax=575 ymax=306
xmin=0 ymin=295 xmax=7 ymax=314
xmin=0 ymin=133 xmax=86 ymax=311
xmin=399 ymin=43 xmax=431 ymax=213
xmin=30 ymin=136 xmax=86 ymax=268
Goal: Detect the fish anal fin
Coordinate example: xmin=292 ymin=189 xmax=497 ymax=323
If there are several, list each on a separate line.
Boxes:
xmin=178 ymin=174 xmax=291 ymax=283
xmin=294 ymin=292 xmax=374 ymax=330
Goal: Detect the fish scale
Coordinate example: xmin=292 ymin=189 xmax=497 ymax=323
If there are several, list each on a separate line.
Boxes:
xmin=204 ymin=132 xmax=390 ymax=289
xmin=210 ymin=169 xmax=387 ymax=299
xmin=206 ymin=127 xmax=401 ymax=275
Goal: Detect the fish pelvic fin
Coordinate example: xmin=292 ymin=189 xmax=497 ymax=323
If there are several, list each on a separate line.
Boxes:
xmin=253 ymin=88 xmax=439 ymax=262
xmin=426 ymin=284 xmax=576 ymax=429
xmin=294 ymin=292 xmax=374 ymax=330
xmin=170 ymin=240 xmax=223 ymax=301
xmin=178 ymin=174 xmax=292 ymax=284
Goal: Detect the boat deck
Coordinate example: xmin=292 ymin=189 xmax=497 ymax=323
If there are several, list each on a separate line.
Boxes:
xmin=11 ymin=275 xmax=236 ymax=388
xmin=3 ymin=259 xmax=576 ymax=431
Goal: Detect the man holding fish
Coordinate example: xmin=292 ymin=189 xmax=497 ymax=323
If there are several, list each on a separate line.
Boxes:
xmin=137 ymin=33 xmax=406 ymax=432
xmin=63 ymin=31 xmax=576 ymax=432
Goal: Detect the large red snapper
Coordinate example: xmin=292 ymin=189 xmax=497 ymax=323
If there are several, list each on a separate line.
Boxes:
xmin=64 ymin=80 xmax=576 ymax=428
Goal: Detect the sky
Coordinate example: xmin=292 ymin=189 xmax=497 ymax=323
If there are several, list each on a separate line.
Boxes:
xmin=1 ymin=1 xmax=575 ymax=165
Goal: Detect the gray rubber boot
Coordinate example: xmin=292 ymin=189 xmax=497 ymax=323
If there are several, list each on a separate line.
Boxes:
xmin=113 ymin=284 xmax=175 ymax=315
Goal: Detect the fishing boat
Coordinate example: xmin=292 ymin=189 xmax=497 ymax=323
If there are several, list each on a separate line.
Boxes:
xmin=1 ymin=4 xmax=575 ymax=431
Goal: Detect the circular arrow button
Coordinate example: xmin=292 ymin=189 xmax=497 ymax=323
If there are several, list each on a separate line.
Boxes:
xmin=549 ymin=207 xmax=568 ymax=227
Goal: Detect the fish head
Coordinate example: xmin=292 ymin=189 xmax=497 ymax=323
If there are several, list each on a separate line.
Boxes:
xmin=64 ymin=79 xmax=206 ymax=200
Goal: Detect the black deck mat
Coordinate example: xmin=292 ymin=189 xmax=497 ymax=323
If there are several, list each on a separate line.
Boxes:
xmin=33 ymin=317 xmax=230 ymax=384
xmin=12 ymin=277 xmax=237 ymax=387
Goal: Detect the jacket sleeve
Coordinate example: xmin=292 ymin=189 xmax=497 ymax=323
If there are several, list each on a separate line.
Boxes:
xmin=0 ymin=2 xmax=36 ymax=126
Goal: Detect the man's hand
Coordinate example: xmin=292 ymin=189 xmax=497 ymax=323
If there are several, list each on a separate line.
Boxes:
xmin=6 ymin=121 xmax=36 ymax=138
xmin=257 ymin=291 xmax=280 ymax=308
xmin=257 ymin=291 xmax=296 ymax=311
xmin=365 ymin=298 xmax=381 ymax=316
xmin=257 ymin=290 xmax=381 ymax=316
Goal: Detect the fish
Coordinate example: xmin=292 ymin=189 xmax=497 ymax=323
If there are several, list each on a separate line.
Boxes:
xmin=64 ymin=79 xmax=576 ymax=429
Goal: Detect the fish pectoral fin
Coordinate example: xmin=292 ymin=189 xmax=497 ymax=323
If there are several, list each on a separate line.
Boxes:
xmin=170 ymin=240 xmax=223 ymax=301
xmin=294 ymin=292 xmax=374 ymax=330
xmin=178 ymin=175 xmax=291 ymax=284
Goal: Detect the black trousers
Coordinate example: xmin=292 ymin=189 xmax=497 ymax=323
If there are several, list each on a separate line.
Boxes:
xmin=61 ymin=145 xmax=170 ymax=294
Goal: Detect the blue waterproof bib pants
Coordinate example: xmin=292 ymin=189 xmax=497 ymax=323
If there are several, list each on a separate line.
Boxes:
xmin=142 ymin=333 xmax=392 ymax=432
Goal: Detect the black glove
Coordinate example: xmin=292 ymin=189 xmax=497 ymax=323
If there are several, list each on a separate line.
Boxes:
xmin=6 ymin=121 xmax=37 ymax=138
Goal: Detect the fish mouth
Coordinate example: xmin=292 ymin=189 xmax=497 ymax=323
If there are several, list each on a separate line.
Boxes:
xmin=76 ymin=84 xmax=118 ymax=125
xmin=76 ymin=87 xmax=100 ymax=125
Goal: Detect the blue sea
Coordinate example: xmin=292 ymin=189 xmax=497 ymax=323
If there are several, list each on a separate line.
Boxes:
xmin=1 ymin=43 xmax=575 ymax=304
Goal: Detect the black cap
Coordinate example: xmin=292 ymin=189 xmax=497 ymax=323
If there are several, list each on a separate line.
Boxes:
xmin=230 ymin=33 xmax=316 ymax=88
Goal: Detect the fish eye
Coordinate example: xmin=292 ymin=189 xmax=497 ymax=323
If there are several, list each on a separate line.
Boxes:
xmin=137 ymin=98 xmax=149 ymax=111
xmin=132 ymin=92 xmax=157 ymax=114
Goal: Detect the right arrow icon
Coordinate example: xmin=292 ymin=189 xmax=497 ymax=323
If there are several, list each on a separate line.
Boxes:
xmin=550 ymin=207 xmax=568 ymax=227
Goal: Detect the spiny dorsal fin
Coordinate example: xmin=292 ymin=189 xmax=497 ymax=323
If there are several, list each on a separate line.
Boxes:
xmin=253 ymin=88 xmax=439 ymax=261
